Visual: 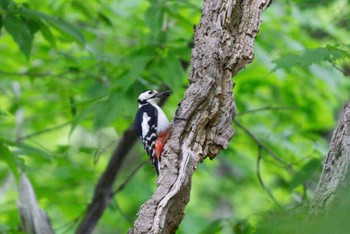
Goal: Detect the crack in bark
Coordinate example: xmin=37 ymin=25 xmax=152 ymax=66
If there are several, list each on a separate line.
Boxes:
xmin=128 ymin=1 xmax=272 ymax=233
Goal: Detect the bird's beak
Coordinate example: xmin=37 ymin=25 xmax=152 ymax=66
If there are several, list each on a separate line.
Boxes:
xmin=154 ymin=90 xmax=171 ymax=98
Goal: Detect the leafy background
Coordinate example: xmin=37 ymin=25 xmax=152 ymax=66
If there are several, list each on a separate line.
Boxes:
xmin=0 ymin=0 xmax=349 ymax=233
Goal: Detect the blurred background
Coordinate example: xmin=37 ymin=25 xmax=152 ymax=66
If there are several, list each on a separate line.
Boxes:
xmin=0 ymin=0 xmax=349 ymax=233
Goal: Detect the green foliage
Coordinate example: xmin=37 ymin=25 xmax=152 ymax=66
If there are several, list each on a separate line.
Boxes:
xmin=3 ymin=12 xmax=33 ymax=59
xmin=0 ymin=140 xmax=18 ymax=180
xmin=0 ymin=0 xmax=349 ymax=233
xmin=255 ymin=192 xmax=350 ymax=234
xmin=273 ymin=45 xmax=350 ymax=70
xmin=0 ymin=0 xmax=85 ymax=59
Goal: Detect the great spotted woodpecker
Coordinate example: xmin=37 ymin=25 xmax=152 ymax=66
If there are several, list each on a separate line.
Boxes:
xmin=134 ymin=90 xmax=171 ymax=176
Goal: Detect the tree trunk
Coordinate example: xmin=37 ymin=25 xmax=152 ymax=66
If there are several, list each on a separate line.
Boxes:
xmin=17 ymin=174 xmax=54 ymax=234
xmin=311 ymin=103 xmax=350 ymax=213
xmin=128 ymin=0 xmax=272 ymax=233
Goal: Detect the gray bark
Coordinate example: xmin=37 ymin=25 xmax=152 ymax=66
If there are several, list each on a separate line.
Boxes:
xmin=311 ymin=103 xmax=350 ymax=213
xmin=128 ymin=0 xmax=272 ymax=233
xmin=17 ymin=173 xmax=54 ymax=234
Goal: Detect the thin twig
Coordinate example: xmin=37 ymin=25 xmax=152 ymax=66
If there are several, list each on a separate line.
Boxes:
xmin=236 ymin=106 xmax=298 ymax=117
xmin=19 ymin=121 xmax=72 ymax=141
xmin=234 ymin=119 xmax=295 ymax=173
xmin=256 ymin=146 xmax=282 ymax=209
xmin=113 ymin=199 xmax=134 ymax=225
xmin=0 ymin=70 xmax=65 ymax=78
xmin=112 ymin=161 xmax=147 ymax=196
xmin=54 ymin=209 xmax=86 ymax=233
xmin=329 ymin=61 xmax=349 ymax=76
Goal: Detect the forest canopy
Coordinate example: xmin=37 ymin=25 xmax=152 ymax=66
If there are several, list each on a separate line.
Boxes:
xmin=0 ymin=0 xmax=349 ymax=233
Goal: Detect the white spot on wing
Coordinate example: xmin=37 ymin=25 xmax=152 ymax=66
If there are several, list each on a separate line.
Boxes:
xmin=141 ymin=112 xmax=151 ymax=138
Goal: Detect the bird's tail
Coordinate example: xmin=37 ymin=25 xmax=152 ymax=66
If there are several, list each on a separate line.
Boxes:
xmin=152 ymin=157 xmax=160 ymax=176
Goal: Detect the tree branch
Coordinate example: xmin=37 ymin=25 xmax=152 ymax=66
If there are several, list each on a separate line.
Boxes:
xmin=311 ymin=102 xmax=350 ymax=213
xmin=256 ymin=146 xmax=282 ymax=208
xmin=129 ymin=1 xmax=272 ymax=233
xmin=234 ymin=119 xmax=294 ymax=173
xmin=75 ymin=126 xmax=138 ymax=234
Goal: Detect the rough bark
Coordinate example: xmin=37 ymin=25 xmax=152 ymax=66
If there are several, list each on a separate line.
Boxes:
xmin=311 ymin=103 xmax=350 ymax=213
xmin=129 ymin=0 xmax=272 ymax=233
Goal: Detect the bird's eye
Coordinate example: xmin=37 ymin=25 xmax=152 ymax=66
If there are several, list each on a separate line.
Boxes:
xmin=148 ymin=90 xmax=153 ymax=94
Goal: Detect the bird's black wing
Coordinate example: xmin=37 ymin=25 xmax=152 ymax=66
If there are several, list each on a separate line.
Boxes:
xmin=134 ymin=104 xmax=159 ymax=175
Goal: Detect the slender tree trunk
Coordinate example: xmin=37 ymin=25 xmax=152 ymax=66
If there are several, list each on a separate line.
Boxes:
xmin=129 ymin=0 xmax=272 ymax=233
xmin=311 ymin=103 xmax=350 ymax=213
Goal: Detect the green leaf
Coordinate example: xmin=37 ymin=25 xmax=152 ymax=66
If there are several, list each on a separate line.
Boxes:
xmin=289 ymin=158 xmax=321 ymax=190
xmin=273 ymin=45 xmax=350 ymax=71
xmin=25 ymin=18 xmax=40 ymax=35
xmin=119 ymin=56 xmax=150 ymax=91
xmin=0 ymin=16 xmax=3 ymax=35
xmin=0 ymin=0 xmax=10 ymax=9
xmin=98 ymin=12 xmax=112 ymax=27
xmin=15 ymin=143 xmax=52 ymax=162
xmin=22 ymin=9 xmax=85 ymax=44
xmin=0 ymin=141 xmax=19 ymax=180
xmin=93 ymin=93 xmax=125 ymax=129
xmin=158 ymin=57 xmax=185 ymax=91
xmin=39 ymin=21 xmax=56 ymax=47
xmin=199 ymin=219 xmax=223 ymax=234
xmin=5 ymin=141 xmax=52 ymax=162
xmin=0 ymin=110 xmax=9 ymax=117
xmin=3 ymin=13 xmax=33 ymax=60
xmin=145 ymin=2 xmax=164 ymax=41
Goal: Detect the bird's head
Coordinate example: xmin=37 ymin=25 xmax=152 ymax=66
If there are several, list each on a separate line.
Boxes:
xmin=137 ymin=90 xmax=171 ymax=107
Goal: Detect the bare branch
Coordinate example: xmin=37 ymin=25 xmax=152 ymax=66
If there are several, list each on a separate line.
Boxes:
xmin=75 ymin=126 xmax=138 ymax=234
xmin=256 ymin=146 xmax=282 ymax=208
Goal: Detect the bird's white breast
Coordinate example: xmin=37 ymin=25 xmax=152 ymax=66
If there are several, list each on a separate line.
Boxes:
xmin=152 ymin=104 xmax=170 ymax=134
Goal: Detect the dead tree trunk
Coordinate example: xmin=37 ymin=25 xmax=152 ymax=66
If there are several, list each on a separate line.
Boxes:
xmin=311 ymin=103 xmax=350 ymax=213
xmin=129 ymin=0 xmax=272 ymax=233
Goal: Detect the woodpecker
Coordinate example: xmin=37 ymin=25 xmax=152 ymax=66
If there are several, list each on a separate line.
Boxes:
xmin=134 ymin=90 xmax=171 ymax=176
